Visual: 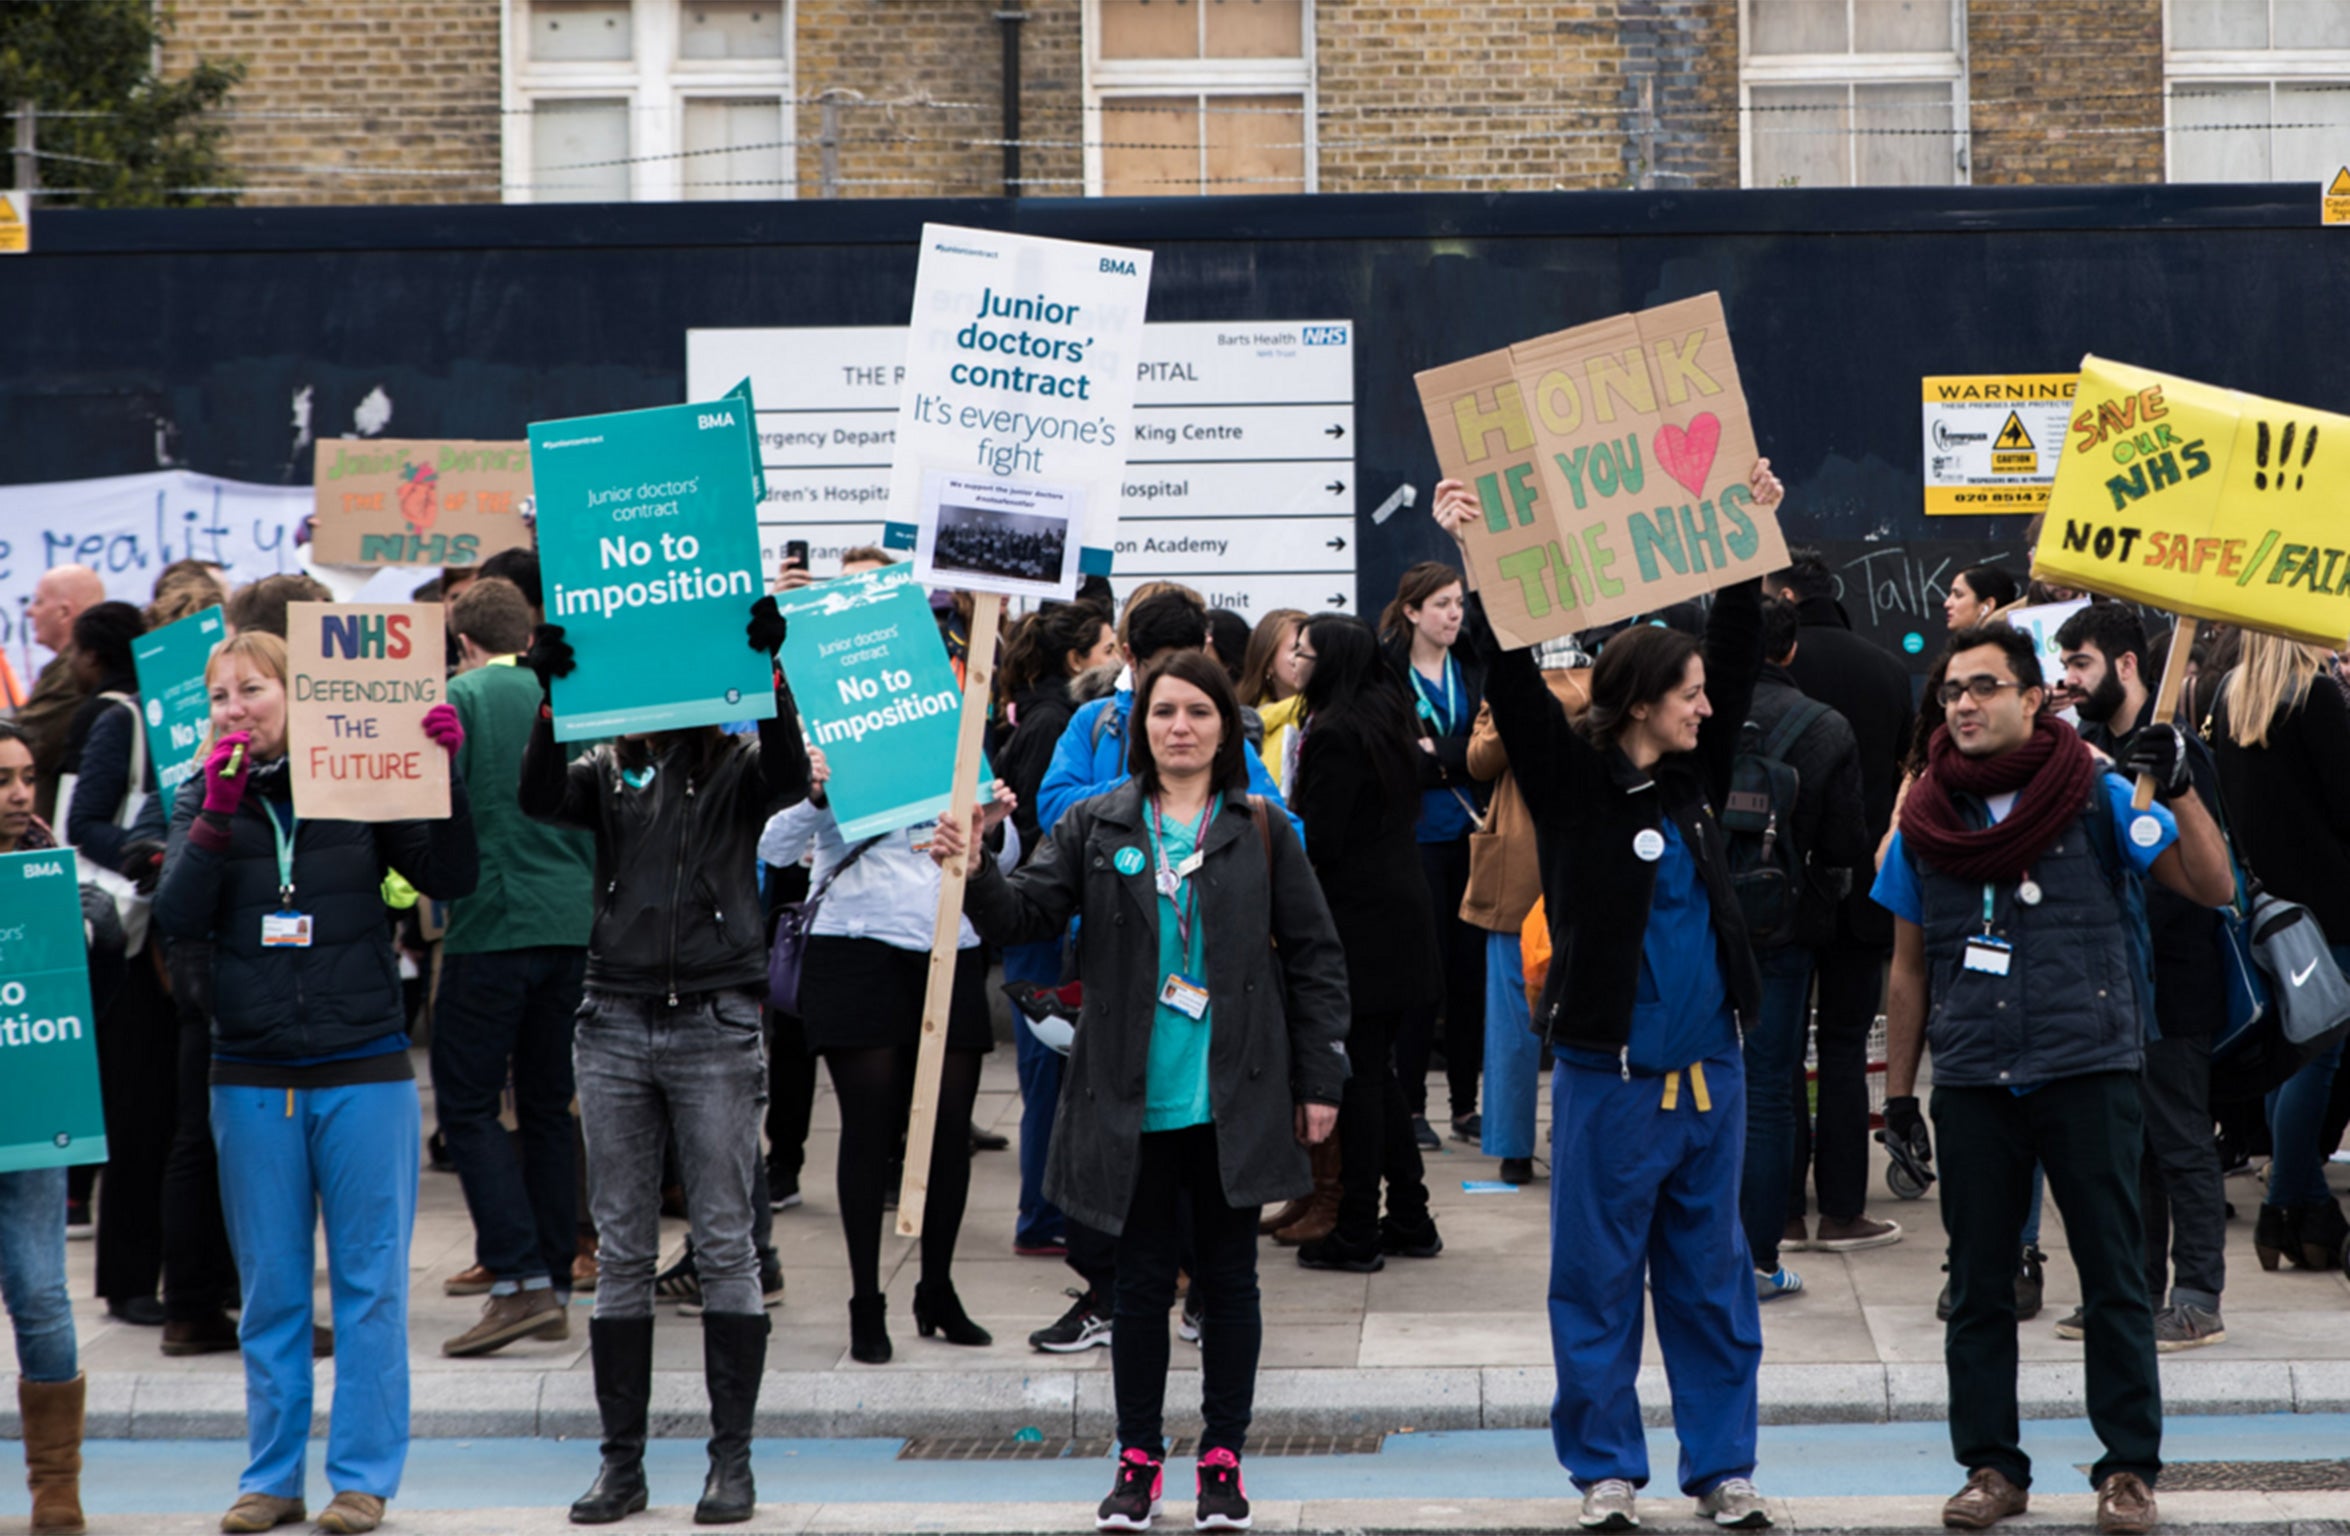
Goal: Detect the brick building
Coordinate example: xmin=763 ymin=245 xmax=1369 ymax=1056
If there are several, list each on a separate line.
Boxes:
xmin=155 ymin=0 xmax=2350 ymax=205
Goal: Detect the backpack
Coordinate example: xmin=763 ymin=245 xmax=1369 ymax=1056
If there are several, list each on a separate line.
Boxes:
xmin=1721 ymin=698 xmax=1828 ymax=948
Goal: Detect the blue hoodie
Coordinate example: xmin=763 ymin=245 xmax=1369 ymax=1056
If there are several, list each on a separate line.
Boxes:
xmin=1037 ymin=690 xmax=1303 ymax=847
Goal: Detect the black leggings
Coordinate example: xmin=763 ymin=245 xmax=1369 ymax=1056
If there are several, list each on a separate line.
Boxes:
xmin=825 ymin=1045 xmax=982 ymax=1300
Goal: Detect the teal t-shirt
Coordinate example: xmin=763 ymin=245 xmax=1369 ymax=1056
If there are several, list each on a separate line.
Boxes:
xmin=1141 ymin=799 xmax=1214 ymax=1133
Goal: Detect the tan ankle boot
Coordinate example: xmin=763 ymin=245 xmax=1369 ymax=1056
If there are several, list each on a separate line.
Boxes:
xmin=19 ymin=1374 xmax=85 ymax=1534
xmin=1271 ymin=1139 xmax=1343 ymax=1247
xmin=1258 ymin=1194 xmax=1312 ymax=1236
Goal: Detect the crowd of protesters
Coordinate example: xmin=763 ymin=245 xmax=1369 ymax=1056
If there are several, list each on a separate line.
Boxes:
xmin=5 ymin=461 xmax=2348 ymax=1536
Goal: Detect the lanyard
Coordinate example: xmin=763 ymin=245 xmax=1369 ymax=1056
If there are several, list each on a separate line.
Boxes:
xmin=265 ymin=799 xmax=299 ymax=909
xmin=1149 ymin=792 xmax=1217 ymax=954
xmin=1410 ymin=653 xmax=1457 ymax=732
xmin=1979 ymin=882 xmax=1995 ymax=936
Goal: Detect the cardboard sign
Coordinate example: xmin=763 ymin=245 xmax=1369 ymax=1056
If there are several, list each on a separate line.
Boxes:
xmin=1414 ymin=293 xmax=1784 ymax=649
xmin=0 ymin=849 xmax=108 ymax=1171
xmin=775 ymin=564 xmax=991 ymax=839
xmin=1921 ymin=374 xmax=2076 ymax=516
xmin=286 ymin=602 xmax=451 ymax=821
xmin=310 ymin=439 xmax=534 ymax=568
xmin=895 ymin=223 xmax=1153 ymax=601
xmin=131 ymin=605 xmax=226 ymax=794
xmin=1997 ymin=597 xmax=2091 ymax=686
xmin=530 ymin=398 xmax=773 ymax=740
xmin=2033 ymin=355 xmax=2350 ymax=647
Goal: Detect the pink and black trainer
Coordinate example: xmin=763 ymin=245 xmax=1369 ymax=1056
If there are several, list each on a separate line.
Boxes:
xmin=1098 ymin=1447 xmax=1165 ymax=1532
xmin=1193 ymin=1447 xmax=1251 ymax=1531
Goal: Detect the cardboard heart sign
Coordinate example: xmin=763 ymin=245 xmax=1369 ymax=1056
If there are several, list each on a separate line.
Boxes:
xmin=1656 ymin=413 xmax=1722 ymax=498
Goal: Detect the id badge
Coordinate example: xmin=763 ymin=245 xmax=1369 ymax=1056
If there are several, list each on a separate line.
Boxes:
xmin=1158 ymin=972 xmax=1210 ymax=1020
xmin=1962 ymin=936 xmax=2013 ymax=976
xmin=261 ymin=911 xmax=314 ymax=948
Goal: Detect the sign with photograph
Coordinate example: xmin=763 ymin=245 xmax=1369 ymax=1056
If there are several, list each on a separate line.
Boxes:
xmin=286 ymin=602 xmax=451 ymax=821
xmin=0 ymin=849 xmax=109 ymax=1172
xmin=892 ymin=224 xmax=1153 ymax=600
xmin=131 ymin=604 xmax=225 ymax=794
xmin=310 ymin=439 xmax=534 ymax=568
xmin=1921 ymin=374 xmax=2076 ymax=516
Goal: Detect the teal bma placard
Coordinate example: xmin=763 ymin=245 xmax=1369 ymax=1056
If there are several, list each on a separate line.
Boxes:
xmin=0 ymin=849 xmax=108 ymax=1172
xmin=530 ymin=398 xmax=774 ymax=741
xmin=132 ymin=604 xmax=225 ymax=794
xmin=776 ymin=566 xmax=991 ymax=840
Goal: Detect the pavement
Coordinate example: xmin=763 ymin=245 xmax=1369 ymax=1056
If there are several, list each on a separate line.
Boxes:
xmin=12 ymin=1050 xmax=2350 ymax=1445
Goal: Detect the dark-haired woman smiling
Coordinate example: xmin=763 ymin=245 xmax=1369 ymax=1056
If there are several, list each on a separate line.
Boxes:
xmin=932 ymin=649 xmax=1350 ymax=1534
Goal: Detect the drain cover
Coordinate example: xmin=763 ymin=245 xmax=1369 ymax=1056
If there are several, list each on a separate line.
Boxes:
xmin=2077 ymin=1461 xmax=2350 ymax=1492
xmin=900 ymin=1434 xmax=1384 ymax=1461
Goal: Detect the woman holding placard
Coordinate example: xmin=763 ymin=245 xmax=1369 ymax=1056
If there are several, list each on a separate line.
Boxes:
xmin=154 ymin=630 xmax=478 ymax=1536
xmin=931 ymin=649 xmax=1351 ymax=1535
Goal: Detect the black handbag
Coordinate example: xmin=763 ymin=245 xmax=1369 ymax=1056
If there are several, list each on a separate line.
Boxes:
xmin=765 ymin=835 xmax=884 ymax=1015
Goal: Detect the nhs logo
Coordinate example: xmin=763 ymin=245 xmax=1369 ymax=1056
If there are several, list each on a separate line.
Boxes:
xmin=1302 ymin=325 xmax=1347 ymax=346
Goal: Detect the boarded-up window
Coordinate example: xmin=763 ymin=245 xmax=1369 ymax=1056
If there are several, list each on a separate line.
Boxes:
xmin=1088 ymin=0 xmax=1313 ymax=195
xmin=1099 ymin=94 xmax=1305 ymax=195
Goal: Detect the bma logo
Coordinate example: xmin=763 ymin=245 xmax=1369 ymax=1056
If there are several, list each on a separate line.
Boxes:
xmin=699 ymin=411 xmax=738 ymax=429
xmin=20 ymin=860 xmax=65 ymax=878
xmin=1099 ymin=258 xmax=1137 ymax=274
xmin=1302 ymin=325 xmax=1347 ymax=346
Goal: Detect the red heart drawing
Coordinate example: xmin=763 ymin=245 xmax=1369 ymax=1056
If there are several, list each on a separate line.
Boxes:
xmin=1654 ymin=413 xmax=1722 ymax=499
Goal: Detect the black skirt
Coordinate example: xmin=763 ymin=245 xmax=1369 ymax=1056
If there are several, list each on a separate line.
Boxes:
xmin=796 ymin=934 xmax=995 ymax=1055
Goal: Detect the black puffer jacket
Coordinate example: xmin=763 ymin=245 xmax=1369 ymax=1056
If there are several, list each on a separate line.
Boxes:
xmin=520 ymin=693 xmax=811 ymax=1000
xmin=155 ymin=762 xmax=479 ymax=1059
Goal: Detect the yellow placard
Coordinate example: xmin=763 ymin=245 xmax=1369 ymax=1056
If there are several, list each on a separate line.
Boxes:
xmin=0 ymin=193 xmax=27 ymax=257
xmin=2032 ymin=355 xmax=2350 ymax=647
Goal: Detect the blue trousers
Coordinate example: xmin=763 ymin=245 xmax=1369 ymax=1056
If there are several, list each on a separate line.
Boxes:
xmin=1480 ymin=931 xmax=1545 ymax=1160
xmin=0 ymin=1167 xmax=76 ymax=1382
xmin=213 ymin=1079 xmax=419 ymax=1502
xmin=1740 ymin=946 xmax=1813 ymax=1271
xmin=1005 ymin=938 xmax=1066 ymax=1248
xmin=1548 ymin=1051 xmax=1762 ymax=1496
xmin=2265 ymin=944 xmax=2350 ymax=1206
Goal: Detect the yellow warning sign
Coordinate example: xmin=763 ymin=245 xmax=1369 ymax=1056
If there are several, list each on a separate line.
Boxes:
xmin=2326 ymin=167 xmax=2350 ymax=227
xmin=1994 ymin=412 xmax=2034 ymax=451
xmin=0 ymin=193 xmax=26 ymax=257
xmin=1991 ymin=409 xmax=2037 ymax=473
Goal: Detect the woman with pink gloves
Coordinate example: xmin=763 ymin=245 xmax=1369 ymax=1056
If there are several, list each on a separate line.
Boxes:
xmin=155 ymin=629 xmax=478 ymax=1536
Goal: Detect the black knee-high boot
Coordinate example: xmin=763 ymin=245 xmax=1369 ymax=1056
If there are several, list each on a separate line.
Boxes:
xmin=570 ymin=1316 xmax=654 ymax=1524
xmin=694 ymin=1311 xmax=770 ymax=1524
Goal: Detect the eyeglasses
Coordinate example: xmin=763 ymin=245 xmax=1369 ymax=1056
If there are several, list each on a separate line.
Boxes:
xmin=1936 ymin=676 xmax=2026 ymax=707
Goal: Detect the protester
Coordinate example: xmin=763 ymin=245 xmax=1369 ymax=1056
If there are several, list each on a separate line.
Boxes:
xmin=1461 ymin=637 xmax=1590 ymax=1185
xmin=1766 ymin=550 xmax=1914 ymax=1254
xmin=1380 ymin=563 xmax=1488 ymax=1149
xmin=1206 ymin=609 xmax=1250 ymax=689
xmin=55 ymin=601 xmax=175 ymax=1327
xmin=1737 ymin=599 xmax=1871 ymax=1299
xmin=0 ymin=718 xmax=128 ymax=1536
xmin=2207 ymin=631 xmax=2350 ymax=1278
xmin=2055 ymin=603 xmax=2232 ymax=1348
xmin=433 ymin=577 xmax=595 ymax=1358
xmin=933 ymin=647 xmax=1350 ymax=1535
xmin=1239 ymin=609 xmax=1310 ymax=792
xmin=1284 ymin=614 xmax=1442 ymax=1272
xmin=476 ymin=546 xmax=544 ymax=617
xmin=146 ymin=559 xmax=231 ymax=630
xmin=760 ymin=740 xmax=1010 ymax=1363
xmin=1437 ymin=462 xmax=1783 ymax=1533
xmin=518 ymin=600 xmax=810 ymax=1527
xmin=18 ymin=564 xmax=106 ymax=822
xmin=155 ymin=630 xmax=479 ymax=1536
xmin=1942 ymin=565 xmax=2019 ymax=632
xmin=221 ymin=573 xmax=335 ymax=641
xmin=1876 ymin=622 xmax=2232 ymax=1534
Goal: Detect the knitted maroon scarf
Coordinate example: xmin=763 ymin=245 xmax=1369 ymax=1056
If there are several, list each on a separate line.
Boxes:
xmin=1896 ymin=715 xmax=2099 ymax=883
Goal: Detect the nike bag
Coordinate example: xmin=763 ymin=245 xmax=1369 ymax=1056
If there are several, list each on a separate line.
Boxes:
xmin=2246 ymin=888 xmax=2350 ymax=1047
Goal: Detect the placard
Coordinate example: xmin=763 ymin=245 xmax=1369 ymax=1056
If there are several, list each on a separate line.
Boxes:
xmin=894 ymin=223 xmax=1153 ymax=600
xmin=286 ymin=602 xmax=451 ymax=821
xmin=1997 ymin=597 xmax=2090 ymax=686
xmin=310 ymin=439 xmax=534 ymax=568
xmin=529 ymin=398 xmax=774 ymax=740
xmin=1921 ymin=374 xmax=2076 ymax=516
xmin=0 ymin=848 xmax=108 ymax=1171
xmin=775 ymin=564 xmax=990 ymax=839
xmin=1414 ymin=293 xmax=1784 ymax=650
xmin=131 ymin=605 xmax=225 ymax=794
xmin=2033 ymin=355 xmax=2350 ymax=647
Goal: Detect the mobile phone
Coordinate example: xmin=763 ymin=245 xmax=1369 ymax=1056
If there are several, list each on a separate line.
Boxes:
xmin=225 ymin=743 xmax=246 ymax=777
xmin=784 ymin=539 xmax=810 ymax=568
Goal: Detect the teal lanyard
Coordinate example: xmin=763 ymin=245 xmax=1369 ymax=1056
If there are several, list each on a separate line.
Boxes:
xmin=1149 ymin=793 xmax=1216 ymax=957
xmin=1410 ymin=653 xmax=1457 ymax=732
xmin=264 ymin=799 xmax=298 ymax=910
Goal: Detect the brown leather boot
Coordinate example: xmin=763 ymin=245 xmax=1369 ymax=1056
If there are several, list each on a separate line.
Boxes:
xmin=1271 ymin=1139 xmax=1343 ymax=1247
xmin=19 ymin=1374 xmax=85 ymax=1534
xmin=1258 ymin=1194 xmax=1312 ymax=1236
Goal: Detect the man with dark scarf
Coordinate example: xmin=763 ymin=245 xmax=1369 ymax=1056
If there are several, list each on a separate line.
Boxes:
xmin=1871 ymin=623 xmax=2232 ymax=1536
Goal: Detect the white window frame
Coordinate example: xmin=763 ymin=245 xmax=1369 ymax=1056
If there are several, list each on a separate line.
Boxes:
xmin=1736 ymin=0 xmax=1970 ymax=188
xmin=2162 ymin=0 xmax=2350 ymax=182
xmin=503 ymin=0 xmax=797 ymax=203
xmin=1081 ymin=0 xmax=1318 ymax=196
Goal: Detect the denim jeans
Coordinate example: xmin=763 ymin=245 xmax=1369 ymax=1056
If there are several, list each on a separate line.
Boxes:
xmin=1481 ymin=930 xmax=1544 ymax=1160
xmin=576 ymin=989 xmax=767 ymax=1320
xmin=430 ymin=946 xmax=585 ymax=1287
xmin=1740 ymin=945 xmax=1813 ymax=1272
xmin=1004 ymin=938 xmax=1066 ymax=1248
xmin=2265 ymin=944 xmax=2350 ymax=1206
xmin=0 ymin=1167 xmax=77 ymax=1382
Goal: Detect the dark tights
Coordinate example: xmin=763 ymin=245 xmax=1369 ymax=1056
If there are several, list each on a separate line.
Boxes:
xmin=825 ymin=1045 xmax=982 ymax=1300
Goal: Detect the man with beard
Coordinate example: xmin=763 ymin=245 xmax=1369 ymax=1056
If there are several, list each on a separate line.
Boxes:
xmin=1874 ymin=623 xmax=2233 ymax=1535
xmin=2054 ymin=603 xmax=2231 ymax=1353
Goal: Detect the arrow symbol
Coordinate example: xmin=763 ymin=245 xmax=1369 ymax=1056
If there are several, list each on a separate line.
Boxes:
xmin=1327 ymin=592 xmax=1346 ymax=607
xmin=1326 ymin=535 xmax=1348 ymax=552
xmin=1371 ymin=483 xmax=1418 ymax=525
xmin=1325 ymin=424 xmax=1346 ymax=439
xmin=1325 ymin=480 xmax=1346 ymax=495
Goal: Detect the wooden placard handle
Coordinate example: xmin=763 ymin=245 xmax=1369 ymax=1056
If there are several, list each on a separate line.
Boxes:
xmin=2131 ymin=614 xmax=2199 ymax=811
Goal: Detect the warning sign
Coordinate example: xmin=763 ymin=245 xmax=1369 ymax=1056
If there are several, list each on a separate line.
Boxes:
xmin=2325 ymin=167 xmax=2350 ymax=227
xmin=0 ymin=193 xmax=27 ymax=257
xmin=1922 ymin=373 xmax=2076 ymax=515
